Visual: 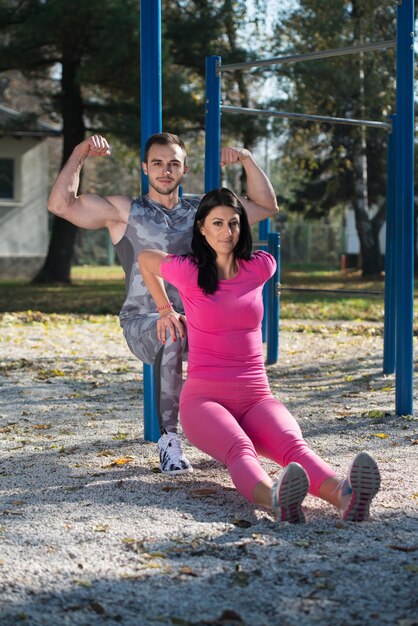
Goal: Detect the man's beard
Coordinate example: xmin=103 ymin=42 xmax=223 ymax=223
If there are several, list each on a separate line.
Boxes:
xmin=149 ymin=176 xmax=184 ymax=196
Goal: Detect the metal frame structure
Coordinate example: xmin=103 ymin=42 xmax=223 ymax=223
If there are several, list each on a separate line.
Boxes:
xmin=204 ymin=1 xmax=414 ymax=417
xmin=139 ymin=1 xmax=414 ymax=441
xmin=140 ymin=0 xmax=162 ymax=442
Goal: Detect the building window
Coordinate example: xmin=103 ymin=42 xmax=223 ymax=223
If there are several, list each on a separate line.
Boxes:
xmin=0 ymin=158 xmax=14 ymax=199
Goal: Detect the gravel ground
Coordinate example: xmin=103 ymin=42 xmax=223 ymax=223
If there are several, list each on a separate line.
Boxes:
xmin=0 ymin=312 xmax=417 ymax=626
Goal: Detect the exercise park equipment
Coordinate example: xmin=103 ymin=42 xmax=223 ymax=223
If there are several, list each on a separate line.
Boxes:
xmin=140 ymin=0 xmax=414 ymax=440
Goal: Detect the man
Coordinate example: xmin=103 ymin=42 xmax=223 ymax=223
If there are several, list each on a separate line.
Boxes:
xmin=48 ymin=132 xmax=279 ymax=475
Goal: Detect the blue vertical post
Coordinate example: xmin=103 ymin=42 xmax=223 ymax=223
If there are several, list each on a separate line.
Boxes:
xmin=267 ymin=232 xmax=280 ymax=364
xmin=205 ymin=56 xmax=221 ymax=191
xmin=395 ymin=0 xmax=414 ymax=415
xmin=140 ymin=0 xmax=162 ymax=442
xmin=383 ymin=115 xmax=396 ymax=374
xmin=259 ymin=218 xmax=270 ymax=342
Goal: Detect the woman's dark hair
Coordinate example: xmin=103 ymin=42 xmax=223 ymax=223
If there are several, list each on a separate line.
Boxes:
xmin=190 ymin=188 xmax=253 ymax=294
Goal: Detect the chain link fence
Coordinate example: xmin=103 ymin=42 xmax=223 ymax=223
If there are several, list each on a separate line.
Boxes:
xmin=73 ymin=221 xmax=344 ymax=268
xmin=278 ymin=221 xmax=343 ymax=266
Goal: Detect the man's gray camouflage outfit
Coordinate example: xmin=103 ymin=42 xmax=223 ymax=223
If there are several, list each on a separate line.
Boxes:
xmin=115 ymin=195 xmax=199 ymax=433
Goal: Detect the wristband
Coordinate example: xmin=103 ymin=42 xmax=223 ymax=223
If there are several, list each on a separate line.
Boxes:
xmin=157 ymin=302 xmax=174 ymax=312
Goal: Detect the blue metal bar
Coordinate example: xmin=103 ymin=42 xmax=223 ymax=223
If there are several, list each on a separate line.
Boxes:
xmin=267 ymin=232 xmax=280 ymax=364
xmin=140 ymin=0 xmax=162 ymax=441
xmin=143 ymin=362 xmax=160 ymax=442
xmin=221 ymin=105 xmax=392 ymax=130
xmin=383 ymin=115 xmax=396 ymax=375
xmin=395 ymin=0 xmax=414 ymax=416
xmin=205 ymin=56 xmax=222 ymax=191
xmin=222 ymin=40 xmax=396 ymax=71
xmin=259 ymin=220 xmax=270 ymax=342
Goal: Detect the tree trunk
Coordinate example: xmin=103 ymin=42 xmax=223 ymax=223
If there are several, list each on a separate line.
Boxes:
xmin=352 ymin=123 xmax=383 ymax=276
xmin=351 ymin=5 xmax=382 ymax=277
xmin=33 ymin=55 xmax=85 ymax=284
xmin=223 ymin=0 xmax=257 ymax=193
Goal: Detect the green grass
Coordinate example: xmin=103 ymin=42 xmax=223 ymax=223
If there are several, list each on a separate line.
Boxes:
xmin=0 ymin=265 xmax=417 ymax=322
xmin=280 ymin=267 xmax=388 ymax=321
xmin=0 ymin=266 xmax=125 ymax=315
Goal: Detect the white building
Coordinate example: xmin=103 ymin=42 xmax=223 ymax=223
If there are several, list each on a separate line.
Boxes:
xmin=0 ymin=104 xmax=60 ymax=279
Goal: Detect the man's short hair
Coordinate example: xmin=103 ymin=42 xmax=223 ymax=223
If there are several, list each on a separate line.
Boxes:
xmin=143 ymin=132 xmax=187 ymax=164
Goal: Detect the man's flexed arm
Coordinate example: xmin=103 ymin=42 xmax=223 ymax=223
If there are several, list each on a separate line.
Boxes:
xmin=220 ymin=146 xmax=279 ymax=225
xmin=48 ymin=135 xmax=129 ymax=233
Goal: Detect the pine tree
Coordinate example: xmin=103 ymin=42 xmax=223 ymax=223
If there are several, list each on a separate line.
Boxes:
xmin=0 ymin=0 xmax=269 ymax=281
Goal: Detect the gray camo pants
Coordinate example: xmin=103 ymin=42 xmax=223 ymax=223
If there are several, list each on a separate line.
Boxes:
xmin=122 ymin=314 xmax=188 ymax=434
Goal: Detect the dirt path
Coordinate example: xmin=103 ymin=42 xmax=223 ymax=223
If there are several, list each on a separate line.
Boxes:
xmin=0 ymin=313 xmax=417 ymax=626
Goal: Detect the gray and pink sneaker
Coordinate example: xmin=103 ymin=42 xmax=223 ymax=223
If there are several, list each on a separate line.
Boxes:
xmin=271 ymin=462 xmax=310 ymax=523
xmin=341 ymin=452 xmax=381 ymax=522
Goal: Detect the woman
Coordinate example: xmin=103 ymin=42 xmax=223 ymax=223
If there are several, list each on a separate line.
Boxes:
xmin=138 ymin=188 xmax=380 ymax=523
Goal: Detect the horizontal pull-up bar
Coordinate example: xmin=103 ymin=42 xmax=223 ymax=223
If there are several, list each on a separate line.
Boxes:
xmin=278 ymin=286 xmax=384 ymax=297
xmin=222 ymin=40 xmax=396 ymax=72
xmin=221 ymin=105 xmax=392 ymax=130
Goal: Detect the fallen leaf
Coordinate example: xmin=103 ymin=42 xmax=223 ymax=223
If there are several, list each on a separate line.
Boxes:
xmin=233 ymin=570 xmax=250 ymax=587
xmin=334 ymin=522 xmax=347 ymax=529
xmin=94 ymin=524 xmax=109 ymax=532
xmin=212 ymin=610 xmax=244 ymax=625
xmin=362 ymin=410 xmax=386 ymax=419
xmin=97 ymin=450 xmax=114 ymax=457
xmin=233 ymin=517 xmax=252 ymax=528
xmin=36 ymin=368 xmax=65 ymax=380
xmin=372 ymin=433 xmax=389 ymax=439
xmin=178 ymin=566 xmax=198 ymax=577
xmin=112 ymin=431 xmax=128 ymax=441
xmin=189 ymin=488 xmax=217 ymax=498
xmin=89 ymin=601 xmax=106 ymax=615
xmin=32 ymin=424 xmax=51 ymax=430
xmin=316 ymin=580 xmax=336 ymax=590
xmin=147 ymin=552 xmax=166 ymax=559
xmin=104 ymin=456 xmax=134 ymax=468
xmin=74 ymin=579 xmax=94 ymax=587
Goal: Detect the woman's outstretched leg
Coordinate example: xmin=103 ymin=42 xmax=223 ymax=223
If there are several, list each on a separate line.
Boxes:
xmin=241 ymin=396 xmax=380 ymax=521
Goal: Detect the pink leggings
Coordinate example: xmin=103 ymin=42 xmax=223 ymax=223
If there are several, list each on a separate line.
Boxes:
xmin=180 ymin=377 xmax=336 ymax=503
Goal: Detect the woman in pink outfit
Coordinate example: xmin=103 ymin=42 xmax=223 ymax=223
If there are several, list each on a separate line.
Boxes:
xmin=138 ymin=188 xmax=380 ymax=523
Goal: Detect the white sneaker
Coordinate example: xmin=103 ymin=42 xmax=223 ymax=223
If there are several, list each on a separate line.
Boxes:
xmin=158 ymin=432 xmax=193 ymax=475
xmin=271 ymin=462 xmax=309 ymax=523
xmin=341 ymin=452 xmax=380 ymax=522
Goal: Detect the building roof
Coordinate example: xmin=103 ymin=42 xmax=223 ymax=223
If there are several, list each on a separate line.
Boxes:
xmin=0 ymin=103 xmax=61 ymax=137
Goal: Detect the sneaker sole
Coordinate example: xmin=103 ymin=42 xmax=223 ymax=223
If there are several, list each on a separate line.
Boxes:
xmin=160 ymin=465 xmax=193 ymax=475
xmin=274 ymin=463 xmax=309 ymax=524
xmin=342 ymin=453 xmax=381 ymax=522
